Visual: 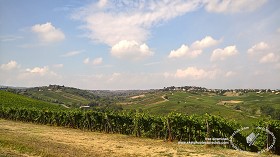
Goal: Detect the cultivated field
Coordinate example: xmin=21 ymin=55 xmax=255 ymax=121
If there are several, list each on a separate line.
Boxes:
xmin=0 ymin=119 xmax=276 ymax=157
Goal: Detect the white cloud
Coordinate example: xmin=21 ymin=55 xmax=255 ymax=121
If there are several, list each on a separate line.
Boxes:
xmin=0 ymin=60 xmax=20 ymax=70
xmin=168 ymin=45 xmax=202 ymax=59
xmin=204 ymin=0 xmax=267 ymax=13
xmin=168 ymin=36 xmax=219 ymax=59
xmin=72 ymin=0 xmax=267 ymax=46
xmin=111 ymin=40 xmax=153 ymax=60
xmin=84 ymin=57 xmax=103 ymax=65
xmin=277 ymin=27 xmax=280 ymax=33
xmin=191 ymin=36 xmax=220 ymax=50
xmin=72 ymin=0 xmax=202 ymax=46
xmin=259 ymin=53 xmax=280 ymax=63
xmin=169 ymin=44 xmax=190 ymax=58
xmin=174 ymin=67 xmax=218 ymax=80
xmin=93 ymin=57 xmax=103 ymax=65
xmin=247 ymin=42 xmax=268 ymax=55
xmin=25 ymin=66 xmax=52 ymax=76
xmin=211 ymin=45 xmax=238 ymax=61
xmin=16 ymin=66 xmax=61 ymax=86
xmin=61 ymin=50 xmax=82 ymax=57
xmin=31 ymin=22 xmax=65 ymax=43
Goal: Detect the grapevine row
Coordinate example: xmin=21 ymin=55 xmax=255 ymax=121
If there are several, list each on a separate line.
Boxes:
xmin=0 ymin=106 xmax=279 ymax=154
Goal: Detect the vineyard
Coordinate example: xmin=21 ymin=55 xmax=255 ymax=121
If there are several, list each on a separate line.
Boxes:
xmin=0 ymin=107 xmax=279 ymax=154
xmin=0 ymin=90 xmax=66 ymax=110
xmin=0 ymin=90 xmax=279 ymax=155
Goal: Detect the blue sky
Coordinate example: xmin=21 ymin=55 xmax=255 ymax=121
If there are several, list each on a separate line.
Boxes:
xmin=0 ymin=0 xmax=280 ymax=90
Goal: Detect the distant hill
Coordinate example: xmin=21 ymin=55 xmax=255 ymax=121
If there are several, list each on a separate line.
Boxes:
xmin=121 ymin=87 xmax=280 ymax=126
xmin=1 ymin=84 xmax=279 ymax=125
xmin=2 ymin=85 xmax=112 ymax=108
xmin=0 ymin=90 xmax=65 ymax=110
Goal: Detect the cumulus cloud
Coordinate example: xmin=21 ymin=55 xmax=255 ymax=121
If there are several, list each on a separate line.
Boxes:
xmin=61 ymin=50 xmax=82 ymax=57
xmin=259 ymin=53 xmax=280 ymax=63
xmin=211 ymin=45 xmax=238 ymax=61
xmin=72 ymin=0 xmax=266 ymax=46
xmin=72 ymin=0 xmax=202 ymax=46
xmin=247 ymin=42 xmax=280 ymax=64
xmin=191 ymin=36 xmax=220 ymax=49
xmin=168 ymin=45 xmax=202 ymax=58
xmin=247 ymin=42 xmax=268 ymax=55
xmin=204 ymin=0 xmax=267 ymax=13
xmin=111 ymin=40 xmax=153 ymax=60
xmin=16 ymin=66 xmax=61 ymax=86
xmin=25 ymin=66 xmax=55 ymax=76
xmin=169 ymin=45 xmax=190 ymax=58
xmin=169 ymin=36 xmax=219 ymax=59
xmin=0 ymin=60 xmax=20 ymax=70
xmin=174 ymin=67 xmax=218 ymax=80
xmin=31 ymin=22 xmax=65 ymax=43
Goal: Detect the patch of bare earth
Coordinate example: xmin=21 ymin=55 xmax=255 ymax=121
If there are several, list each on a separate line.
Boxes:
xmin=217 ymin=100 xmax=243 ymax=107
xmin=0 ymin=119 xmax=276 ymax=157
xmin=223 ymin=92 xmax=240 ymax=96
xmin=130 ymin=94 xmax=145 ymax=99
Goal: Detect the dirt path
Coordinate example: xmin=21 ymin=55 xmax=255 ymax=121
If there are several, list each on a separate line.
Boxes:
xmin=148 ymin=95 xmax=169 ymax=105
xmin=0 ymin=119 xmax=273 ymax=157
xmin=61 ymin=104 xmax=70 ymax=108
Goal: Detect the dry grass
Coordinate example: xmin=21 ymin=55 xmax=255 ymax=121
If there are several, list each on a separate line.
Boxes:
xmin=0 ymin=119 xmax=277 ymax=157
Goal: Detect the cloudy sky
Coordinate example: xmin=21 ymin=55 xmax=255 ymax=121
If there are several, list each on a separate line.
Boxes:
xmin=0 ymin=0 xmax=280 ymax=90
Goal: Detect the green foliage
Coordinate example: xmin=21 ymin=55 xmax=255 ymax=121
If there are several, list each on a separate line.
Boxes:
xmin=260 ymin=105 xmax=280 ymax=120
xmin=6 ymin=85 xmax=115 ymax=108
xmin=254 ymin=120 xmax=280 ymax=155
xmin=124 ymin=91 xmax=280 ymax=126
xmin=0 ymin=90 xmax=65 ymax=110
xmin=1 ymin=89 xmax=280 ymax=155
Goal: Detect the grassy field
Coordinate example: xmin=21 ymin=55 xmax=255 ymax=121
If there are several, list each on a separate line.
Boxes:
xmin=122 ymin=91 xmax=279 ymax=126
xmin=0 ymin=119 xmax=277 ymax=157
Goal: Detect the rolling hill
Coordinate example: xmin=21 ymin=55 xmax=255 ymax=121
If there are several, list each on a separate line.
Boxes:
xmin=120 ymin=88 xmax=280 ymax=126
xmin=0 ymin=90 xmax=66 ymax=110
xmin=3 ymin=85 xmax=112 ymax=108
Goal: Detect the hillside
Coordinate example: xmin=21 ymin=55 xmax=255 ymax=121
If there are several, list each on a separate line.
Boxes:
xmin=121 ymin=89 xmax=280 ymax=126
xmin=3 ymin=85 xmax=114 ymax=108
xmin=0 ymin=119 xmax=276 ymax=157
xmin=0 ymin=90 xmax=66 ymax=110
xmin=2 ymin=84 xmax=280 ymax=126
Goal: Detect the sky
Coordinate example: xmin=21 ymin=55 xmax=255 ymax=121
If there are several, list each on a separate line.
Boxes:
xmin=0 ymin=0 xmax=280 ymax=90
